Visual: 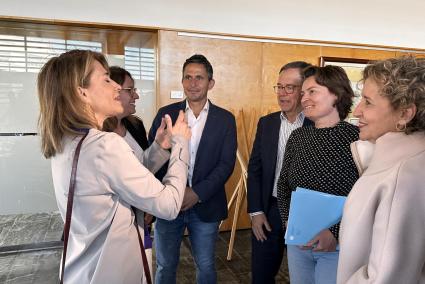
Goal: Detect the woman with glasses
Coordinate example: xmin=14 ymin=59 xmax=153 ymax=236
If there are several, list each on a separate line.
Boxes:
xmin=277 ymin=65 xmax=359 ymax=284
xmin=104 ymin=66 xmax=171 ymax=169
xmin=38 ymin=50 xmax=191 ymax=283
xmin=103 ymin=66 xmax=170 ymax=277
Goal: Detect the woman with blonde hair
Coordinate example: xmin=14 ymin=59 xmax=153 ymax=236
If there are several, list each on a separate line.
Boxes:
xmin=37 ymin=49 xmax=191 ymax=283
xmin=338 ymin=56 xmax=425 ymax=283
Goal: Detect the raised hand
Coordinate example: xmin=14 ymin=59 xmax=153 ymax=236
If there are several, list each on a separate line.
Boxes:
xmin=155 ymin=117 xmax=172 ymax=149
xmin=165 ymin=110 xmax=191 ymax=140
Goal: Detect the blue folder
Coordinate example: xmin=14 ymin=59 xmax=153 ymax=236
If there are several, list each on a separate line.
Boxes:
xmin=284 ymin=187 xmax=346 ymax=245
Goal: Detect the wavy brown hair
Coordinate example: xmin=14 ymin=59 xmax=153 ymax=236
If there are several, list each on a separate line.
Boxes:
xmin=362 ymin=56 xmax=425 ymax=134
xmin=37 ymin=50 xmax=109 ymax=158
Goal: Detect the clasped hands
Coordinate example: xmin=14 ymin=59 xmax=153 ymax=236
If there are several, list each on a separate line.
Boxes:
xmin=181 ymin=186 xmax=199 ymax=211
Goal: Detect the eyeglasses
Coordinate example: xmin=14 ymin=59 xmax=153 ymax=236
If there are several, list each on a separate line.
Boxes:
xmin=120 ymin=87 xmax=139 ymax=95
xmin=273 ymin=85 xmax=299 ymax=94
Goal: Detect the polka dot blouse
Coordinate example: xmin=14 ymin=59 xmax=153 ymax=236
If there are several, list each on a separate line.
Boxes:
xmin=276 ymin=121 xmax=359 ymax=240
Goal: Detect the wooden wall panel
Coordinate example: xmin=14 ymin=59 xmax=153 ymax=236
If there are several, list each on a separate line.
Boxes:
xmin=395 ymin=51 xmax=425 ymax=58
xmin=158 ymin=30 xmax=424 ymax=117
xmin=158 ymin=30 xmax=263 ymax=110
xmin=261 ymin=43 xmax=321 ymax=112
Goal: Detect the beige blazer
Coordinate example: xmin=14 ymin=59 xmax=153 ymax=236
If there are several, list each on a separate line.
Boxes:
xmin=52 ymin=129 xmax=188 ymax=283
xmin=338 ymin=132 xmax=425 ymax=284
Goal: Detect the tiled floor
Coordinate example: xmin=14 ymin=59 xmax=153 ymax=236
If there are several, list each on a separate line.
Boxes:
xmin=0 ymin=213 xmax=289 ymax=283
xmin=0 ymin=212 xmax=63 ymax=247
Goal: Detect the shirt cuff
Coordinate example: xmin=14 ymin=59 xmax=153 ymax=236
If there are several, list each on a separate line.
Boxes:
xmin=249 ymin=211 xmax=264 ymax=218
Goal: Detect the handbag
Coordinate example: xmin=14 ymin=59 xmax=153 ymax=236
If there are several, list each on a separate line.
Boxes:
xmin=60 ymin=132 xmax=152 ymax=284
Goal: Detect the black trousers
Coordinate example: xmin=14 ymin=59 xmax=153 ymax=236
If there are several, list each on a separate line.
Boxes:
xmin=251 ymin=197 xmax=285 ymax=284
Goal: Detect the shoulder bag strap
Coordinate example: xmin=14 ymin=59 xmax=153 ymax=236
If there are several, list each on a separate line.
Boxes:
xmin=133 ymin=207 xmax=153 ymax=284
xmin=60 ymin=132 xmax=88 ymax=284
xmin=59 ymin=132 xmax=152 ymax=284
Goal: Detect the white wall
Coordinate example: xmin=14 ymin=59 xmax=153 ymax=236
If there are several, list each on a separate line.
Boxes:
xmin=1 ymin=0 xmax=424 ymax=49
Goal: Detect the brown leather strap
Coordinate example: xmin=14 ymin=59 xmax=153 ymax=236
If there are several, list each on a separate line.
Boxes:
xmin=133 ymin=210 xmax=152 ymax=284
xmin=60 ymin=132 xmax=152 ymax=284
xmin=60 ymin=132 xmax=88 ymax=284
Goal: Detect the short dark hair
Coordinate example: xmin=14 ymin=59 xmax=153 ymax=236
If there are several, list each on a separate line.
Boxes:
xmin=303 ymin=65 xmax=354 ymax=120
xmin=279 ymin=61 xmax=311 ymax=74
xmin=109 ymin=66 xmax=133 ymax=85
xmin=182 ymin=54 xmax=213 ymax=80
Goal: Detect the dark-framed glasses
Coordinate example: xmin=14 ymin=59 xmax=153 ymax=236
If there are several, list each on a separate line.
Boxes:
xmin=120 ymin=87 xmax=139 ymax=95
xmin=273 ymin=84 xmax=299 ymax=94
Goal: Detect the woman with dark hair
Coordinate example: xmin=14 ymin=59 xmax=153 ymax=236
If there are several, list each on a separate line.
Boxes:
xmin=103 ymin=66 xmax=166 ymax=154
xmin=104 ymin=66 xmax=170 ymax=181
xmin=103 ymin=66 xmax=169 ymax=276
xmin=37 ymin=50 xmax=191 ymax=283
xmin=338 ymin=56 xmax=425 ymax=283
xmin=277 ymin=65 xmax=359 ymax=284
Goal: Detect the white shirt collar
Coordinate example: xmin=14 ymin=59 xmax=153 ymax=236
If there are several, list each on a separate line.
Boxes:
xmin=185 ymin=100 xmax=209 ymax=113
xmin=280 ymin=111 xmax=305 ymax=124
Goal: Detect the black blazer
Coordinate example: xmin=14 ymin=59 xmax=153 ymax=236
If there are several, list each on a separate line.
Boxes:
xmin=148 ymin=100 xmax=237 ymax=222
xmin=247 ymin=111 xmax=313 ymax=214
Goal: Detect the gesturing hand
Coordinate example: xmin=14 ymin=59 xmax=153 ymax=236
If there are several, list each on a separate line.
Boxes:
xmin=155 ymin=117 xmax=172 ymax=149
xmin=165 ymin=110 xmax=191 ymax=141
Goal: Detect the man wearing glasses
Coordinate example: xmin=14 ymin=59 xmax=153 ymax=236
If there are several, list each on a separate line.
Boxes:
xmin=247 ymin=61 xmax=312 ymax=283
xmin=149 ymin=54 xmax=237 ymax=284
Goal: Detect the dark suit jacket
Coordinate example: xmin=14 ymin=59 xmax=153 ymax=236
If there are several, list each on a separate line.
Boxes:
xmin=247 ymin=111 xmax=313 ymax=214
xmin=148 ymin=100 xmax=237 ymax=222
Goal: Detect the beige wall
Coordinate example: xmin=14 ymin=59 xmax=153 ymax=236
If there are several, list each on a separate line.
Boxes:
xmin=158 ymin=30 xmax=408 ymax=112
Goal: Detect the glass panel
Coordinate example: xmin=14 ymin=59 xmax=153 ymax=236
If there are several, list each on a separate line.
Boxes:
xmin=0 ymin=71 xmax=39 ymax=133
xmin=0 ymin=136 xmax=56 ymax=215
xmin=0 ymin=21 xmax=157 ymax=253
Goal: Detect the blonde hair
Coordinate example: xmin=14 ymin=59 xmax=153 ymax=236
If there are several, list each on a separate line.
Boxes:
xmin=37 ymin=50 xmax=109 ymax=158
xmin=363 ymin=56 xmax=425 ymax=134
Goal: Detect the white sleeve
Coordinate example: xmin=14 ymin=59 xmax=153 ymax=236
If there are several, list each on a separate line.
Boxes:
xmin=98 ymin=134 xmax=188 ymax=221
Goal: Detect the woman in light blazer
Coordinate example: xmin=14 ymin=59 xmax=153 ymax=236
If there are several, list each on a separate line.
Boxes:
xmin=338 ymin=56 xmax=425 ymax=283
xmin=37 ymin=50 xmax=191 ymax=283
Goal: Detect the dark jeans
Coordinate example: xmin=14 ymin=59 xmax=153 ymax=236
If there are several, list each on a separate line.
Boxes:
xmin=154 ymin=209 xmax=219 ymax=284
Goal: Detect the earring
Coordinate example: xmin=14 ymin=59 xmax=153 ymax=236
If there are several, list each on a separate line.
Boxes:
xmin=396 ymin=121 xmax=407 ymax=132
